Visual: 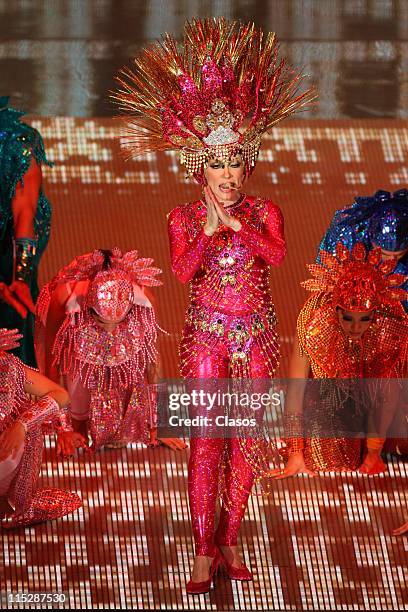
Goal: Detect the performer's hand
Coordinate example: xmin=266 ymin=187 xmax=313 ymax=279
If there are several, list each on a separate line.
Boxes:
xmin=203 ymin=186 xmax=219 ymax=236
xmin=213 ymin=198 xmax=242 ymax=232
xmin=0 ymin=328 xmax=23 ymax=351
xmin=0 ymin=421 xmax=26 ymax=462
xmin=56 ymin=431 xmax=89 ymax=457
xmin=147 ymin=426 xmax=159 ymax=447
xmin=0 ymin=282 xmax=28 ymax=318
xmin=358 ymin=451 xmax=387 ymax=475
xmin=147 ymin=428 xmax=187 ymax=450
xmin=393 ymin=521 xmax=408 ymax=536
xmin=8 ymin=280 xmax=36 ymax=315
xmin=157 ymin=437 xmax=188 ymax=451
xmin=268 ymin=452 xmax=317 ymax=479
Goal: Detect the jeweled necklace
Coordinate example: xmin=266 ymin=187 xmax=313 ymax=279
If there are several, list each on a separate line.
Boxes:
xmin=200 ymin=192 xmax=246 ymax=211
xmin=223 ymin=192 xmax=246 ymax=210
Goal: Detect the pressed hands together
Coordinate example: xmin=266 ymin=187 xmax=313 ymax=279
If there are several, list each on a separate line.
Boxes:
xmin=202 ymin=185 xmax=242 ymax=236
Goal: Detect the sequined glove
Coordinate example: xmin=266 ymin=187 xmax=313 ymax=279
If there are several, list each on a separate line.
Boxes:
xmin=284 ymin=413 xmax=305 ymax=454
xmin=366 ymin=437 xmax=385 ymax=452
xmin=13 ymin=237 xmax=37 ymax=284
xmin=18 ymin=395 xmax=73 ymax=434
xmin=0 ymin=328 xmax=22 ymax=351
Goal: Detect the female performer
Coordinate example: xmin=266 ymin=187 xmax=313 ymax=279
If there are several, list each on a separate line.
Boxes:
xmin=0 ymin=328 xmax=82 ymax=529
xmin=114 ymin=18 xmax=315 ymax=593
xmin=0 ymin=97 xmax=53 ymax=366
xmin=271 ymin=242 xmax=407 ymax=480
xmin=318 ymin=190 xmax=408 ymax=453
xmin=36 ymin=248 xmax=184 ymax=452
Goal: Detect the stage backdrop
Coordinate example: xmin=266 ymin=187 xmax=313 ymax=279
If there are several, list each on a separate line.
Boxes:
xmin=32 ymin=117 xmax=408 ymax=376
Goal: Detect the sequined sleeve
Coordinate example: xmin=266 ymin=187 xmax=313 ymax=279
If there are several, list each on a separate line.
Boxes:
xmin=0 ymin=124 xmax=52 ymax=247
xmin=18 ymin=395 xmax=72 ymax=434
xmin=296 ymin=292 xmax=328 ymax=358
xmin=5 ymin=126 xmax=50 ymax=200
xmin=236 ymin=200 xmax=286 ymax=266
xmin=0 ymin=353 xmax=27 ymax=434
xmin=168 ymin=205 xmax=212 ymax=283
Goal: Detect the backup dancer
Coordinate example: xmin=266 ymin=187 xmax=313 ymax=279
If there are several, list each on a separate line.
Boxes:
xmin=0 ymin=328 xmax=81 ymax=529
xmin=0 ymin=97 xmax=53 ymax=366
xmin=318 ymin=189 xmax=408 ymax=456
xmin=318 ymin=189 xmax=408 ymax=312
xmin=36 ymin=248 xmax=184 ymax=452
xmin=271 ymin=243 xmax=407 ymax=479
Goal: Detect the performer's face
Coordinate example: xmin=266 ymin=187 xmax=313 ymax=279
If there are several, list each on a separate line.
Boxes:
xmin=90 ymin=309 xmax=128 ymax=333
xmin=337 ymin=308 xmax=374 ymax=340
xmin=372 ymin=243 xmax=408 ymax=262
xmin=204 ymin=154 xmax=245 ymax=203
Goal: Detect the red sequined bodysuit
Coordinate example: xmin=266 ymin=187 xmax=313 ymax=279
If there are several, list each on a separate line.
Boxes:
xmin=168 ymin=194 xmax=286 ymax=555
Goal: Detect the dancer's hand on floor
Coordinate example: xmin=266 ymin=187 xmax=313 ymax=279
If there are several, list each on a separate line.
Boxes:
xmin=268 ymin=452 xmax=317 ymax=479
xmin=158 ymin=437 xmax=188 ymax=451
xmin=0 ymin=421 xmax=25 ymax=462
xmin=147 ymin=428 xmax=187 ymax=450
xmin=358 ymin=451 xmax=387 ymax=475
xmin=393 ymin=521 xmax=408 ymax=536
xmin=57 ymin=431 xmax=89 ymax=457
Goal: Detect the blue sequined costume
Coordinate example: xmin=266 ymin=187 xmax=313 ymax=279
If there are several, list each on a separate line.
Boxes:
xmin=318 ymin=189 xmax=408 ymax=312
xmin=0 ymin=97 xmax=52 ymax=365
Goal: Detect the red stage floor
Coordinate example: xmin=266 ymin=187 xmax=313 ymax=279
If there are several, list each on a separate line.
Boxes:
xmin=1 ymin=118 xmax=407 ymax=610
xmin=1 ymin=443 xmax=407 ymax=611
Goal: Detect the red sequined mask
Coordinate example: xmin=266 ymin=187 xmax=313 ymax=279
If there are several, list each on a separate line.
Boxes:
xmin=86 ymin=271 xmax=134 ymax=322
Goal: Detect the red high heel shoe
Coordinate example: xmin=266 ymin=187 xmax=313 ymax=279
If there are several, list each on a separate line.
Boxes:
xmin=218 ymin=547 xmax=253 ymax=581
xmin=186 ymin=550 xmax=222 ymax=595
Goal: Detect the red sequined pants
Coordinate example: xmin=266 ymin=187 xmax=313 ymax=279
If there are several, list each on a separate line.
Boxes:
xmin=183 ymin=342 xmax=272 ymax=556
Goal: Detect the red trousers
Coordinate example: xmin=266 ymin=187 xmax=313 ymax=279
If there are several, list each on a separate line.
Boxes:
xmin=184 ymin=345 xmax=271 ymax=556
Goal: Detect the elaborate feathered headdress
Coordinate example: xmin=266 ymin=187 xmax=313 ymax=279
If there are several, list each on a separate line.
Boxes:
xmin=49 ymin=247 xmax=162 ymax=290
xmin=112 ymin=17 xmax=316 ymax=181
xmin=54 ymin=248 xmax=162 ymax=320
xmin=36 ymin=247 xmax=162 ymax=328
xmin=303 ymin=242 xmax=407 ymax=311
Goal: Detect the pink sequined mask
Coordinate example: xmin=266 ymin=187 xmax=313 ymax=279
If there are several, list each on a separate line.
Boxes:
xmin=86 ymin=270 xmax=134 ymax=322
